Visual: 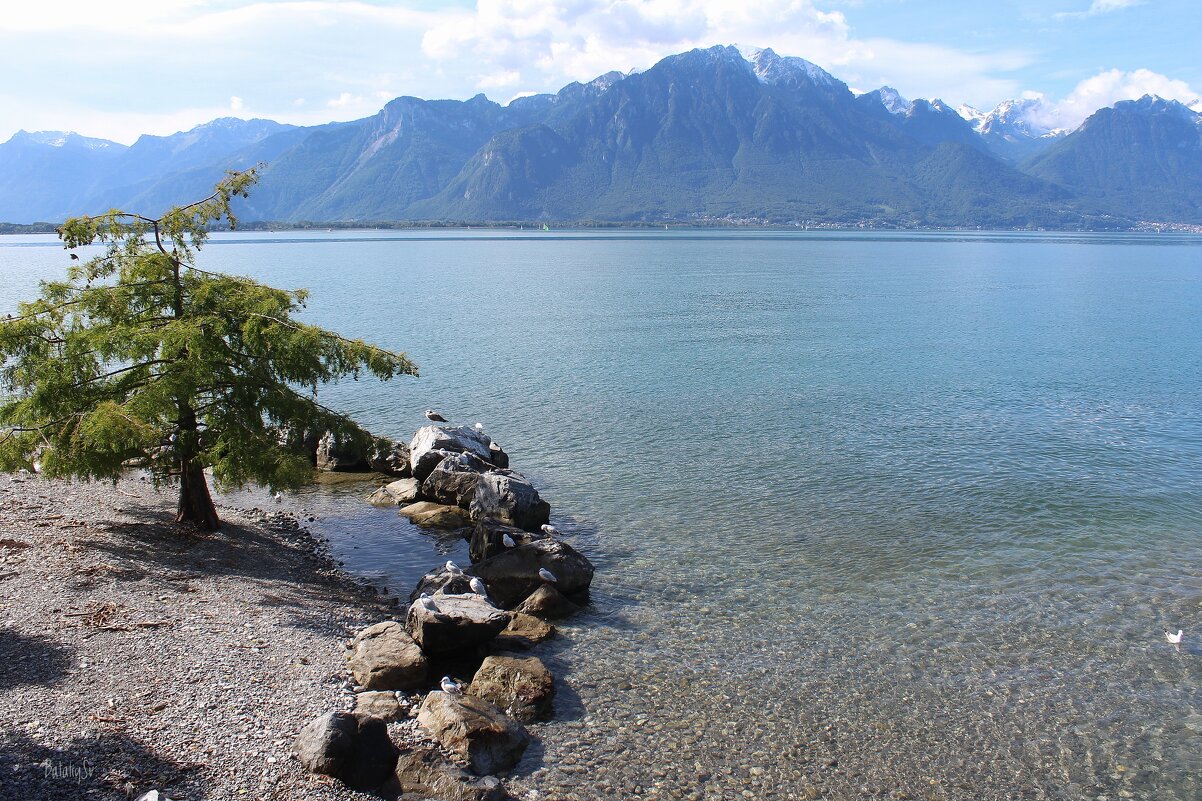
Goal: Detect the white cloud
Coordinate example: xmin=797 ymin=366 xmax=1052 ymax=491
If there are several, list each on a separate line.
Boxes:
xmin=476 ymin=70 xmax=522 ymax=89
xmin=1054 ymin=0 xmax=1143 ymax=19
xmin=419 ymin=0 xmax=1027 ymax=105
xmin=229 ymin=95 xmax=244 ymax=112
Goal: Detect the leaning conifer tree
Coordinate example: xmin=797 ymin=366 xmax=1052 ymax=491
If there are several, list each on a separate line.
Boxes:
xmin=0 ymin=168 xmax=416 ymax=530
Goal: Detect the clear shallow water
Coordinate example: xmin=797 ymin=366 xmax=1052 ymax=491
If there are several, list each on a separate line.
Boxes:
xmin=3 ymin=229 xmax=1202 ymax=800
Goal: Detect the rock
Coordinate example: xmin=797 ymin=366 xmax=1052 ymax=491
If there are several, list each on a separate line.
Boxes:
xmin=494 ymin=613 xmax=555 ymax=650
xmin=348 ymin=621 xmax=428 ymax=691
xmin=399 ymin=501 xmax=472 ymax=529
xmin=368 ymin=477 xmax=422 ymax=507
xmin=488 ymin=444 xmax=510 ymax=469
xmin=277 ymin=424 xmax=321 ymax=464
xmin=410 ymin=567 xmax=474 ymax=601
xmin=394 ymin=747 xmax=509 ymax=801
xmin=422 ymin=453 xmax=490 ymax=508
xmin=417 ymin=691 xmax=530 ymax=776
xmin=514 ymin=584 xmax=579 ymax=619
xmin=406 ymin=593 xmax=510 ymax=654
xmin=368 ymin=438 xmax=412 ymax=477
xmin=468 ymin=518 xmax=545 ymax=564
xmin=293 ymin=711 xmax=397 ymax=791
xmin=469 ymin=539 xmax=594 ymax=609
xmin=410 ymin=425 xmax=494 ymax=481
xmin=355 ymin=691 xmax=406 ymax=721
xmin=316 ymin=431 xmax=370 ymax=472
xmin=469 ymin=655 xmax=555 ymax=723
xmin=469 ymin=471 xmax=551 ymax=532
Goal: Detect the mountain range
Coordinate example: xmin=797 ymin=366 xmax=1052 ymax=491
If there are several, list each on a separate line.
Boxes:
xmin=3 ymin=45 xmax=1201 ymax=228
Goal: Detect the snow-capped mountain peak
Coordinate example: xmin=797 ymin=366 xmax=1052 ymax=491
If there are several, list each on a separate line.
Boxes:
xmin=875 ymin=86 xmax=912 ymax=115
xmin=11 ymin=130 xmax=120 ymax=150
xmin=956 ymin=104 xmax=988 ymax=129
xmin=738 ymin=46 xmax=840 ymax=89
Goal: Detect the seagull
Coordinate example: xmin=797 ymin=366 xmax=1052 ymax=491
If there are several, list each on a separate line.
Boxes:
xmin=1165 ymin=629 xmax=1183 ymax=645
xmin=474 ymin=422 xmax=485 ymax=432
xmin=273 ymin=491 xmax=283 ymax=503
xmin=440 ymin=676 xmax=463 ymax=695
xmin=424 ymin=409 xmax=448 ymax=423
xmin=489 ymin=441 xmax=503 ymax=452
xmin=538 ymin=568 xmax=558 ymax=583
xmin=541 ymin=524 xmax=561 ymax=536
xmin=470 ymin=577 xmax=488 ymax=595
xmin=445 ymin=560 xmax=464 ymax=577
xmin=416 ymin=593 xmax=438 ymax=613
xmin=502 ymin=533 xmax=516 ymax=548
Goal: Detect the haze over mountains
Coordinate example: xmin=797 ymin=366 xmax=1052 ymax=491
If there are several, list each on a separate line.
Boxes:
xmin=3 ymin=45 xmax=1201 ymax=228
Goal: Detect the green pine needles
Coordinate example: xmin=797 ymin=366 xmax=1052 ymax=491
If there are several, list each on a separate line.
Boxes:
xmin=0 ymin=168 xmax=417 ymax=530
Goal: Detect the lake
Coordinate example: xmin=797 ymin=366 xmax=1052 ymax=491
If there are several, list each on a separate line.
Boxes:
xmin=3 ymin=229 xmax=1201 ymax=800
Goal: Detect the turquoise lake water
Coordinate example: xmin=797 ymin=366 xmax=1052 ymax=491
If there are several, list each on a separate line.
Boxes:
xmin=2 ymin=229 xmax=1201 ymax=800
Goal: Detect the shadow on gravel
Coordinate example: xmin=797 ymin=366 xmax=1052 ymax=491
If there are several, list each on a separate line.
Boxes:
xmin=0 ymin=729 xmax=198 ymax=801
xmin=80 ymin=503 xmax=389 ymax=634
xmin=0 ymin=629 xmax=74 ymax=690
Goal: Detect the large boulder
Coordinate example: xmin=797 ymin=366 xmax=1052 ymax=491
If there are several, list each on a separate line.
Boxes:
xmin=417 ymin=691 xmax=530 ymax=776
xmin=409 ymin=566 xmax=474 ymax=601
xmin=293 ymin=711 xmax=397 ymax=791
xmin=410 ymin=425 xmax=495 ymax=481
xmin=469 ymin=471 xmax=550 ymax=532
xmin=368 ymin=438 xmax=411 ymax=477
xmin=348 ymin=621 xmax=428 ymax=691
xmin=469 ymin=539 xmax=594 ymax=609
xmin=316 ymin=431 xmax=370 ymax=472
xmin=468 ymin=518 xmax=545 ymax=564
xmin=367 ymin=477 xmax=421 ymax=507
xmin=515 ymin=584 xmax=579 ymax=619
xmin=422 ymin=453 xmax=490 ymax=508
xmin=406 ymin=593 xmax=510 ymax=654
xmin=354 ymin=691 xmax=407 ymax=721
xmin=399 ymin=501 xmax=472 ymax=529
xmin=469 ymin=655 xmax=555 ymax=723
xmin=494 ymin=613 xmax=555 ymax=650
xmin=393 ymin=747 xmax=509 ymax=801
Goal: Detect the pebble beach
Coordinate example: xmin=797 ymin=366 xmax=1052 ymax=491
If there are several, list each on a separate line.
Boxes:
xmin=0 ymin=471 xmax=407 ymax=801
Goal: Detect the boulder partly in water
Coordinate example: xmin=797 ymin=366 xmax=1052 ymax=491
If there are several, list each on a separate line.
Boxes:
xmin=469 ymin=471 xmax=550 ymax=532
xmin=470 ymin=538 xmax=594 ymax=609
xmin=469 ymin=654 xmax=555 ymax=723
xmin=410 ymin=425 xmax=495 ymax=481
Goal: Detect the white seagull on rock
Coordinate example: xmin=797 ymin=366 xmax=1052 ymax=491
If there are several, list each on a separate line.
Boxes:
xmin=538 ymin=568 xmax=558 ymax=584
xmin=541 ymin=524 xmax=561 ymax=536
xmin=502 ymin=533 xmax=516 ymax=548
xmin=470 ymin=577 xmax=488 ymax=595
xmin=1165 ymin=629 xmax=1184 ymax=645
xmin=445 ymin=560 xmax=464 ymax=577
xmin=424 ymin=409 xmax=448 ymax=423
xmin=474 ymin=422 xmax=485 ymax=432
xmin=416 ymin=593 xmax=438 ymax=613
xmin=440 ymin=676 xmax=463 ymax=695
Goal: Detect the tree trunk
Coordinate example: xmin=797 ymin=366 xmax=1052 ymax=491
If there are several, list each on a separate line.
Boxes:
xmin=177 ymin=459 xmax=220 ymax=530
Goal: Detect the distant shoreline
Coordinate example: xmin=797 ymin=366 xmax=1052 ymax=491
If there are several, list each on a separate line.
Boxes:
xmin=4 ymin=219 xmax=1202 ymax=235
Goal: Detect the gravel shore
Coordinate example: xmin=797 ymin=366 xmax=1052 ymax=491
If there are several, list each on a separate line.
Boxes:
xmin=0 ymin=471 xmax=408 ymax=801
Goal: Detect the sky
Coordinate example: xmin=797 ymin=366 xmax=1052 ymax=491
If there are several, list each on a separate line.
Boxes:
xmin=1 ymin=0 xmax=1199 ymax=145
